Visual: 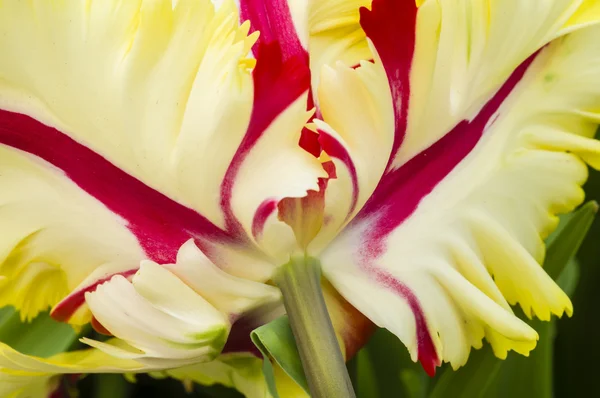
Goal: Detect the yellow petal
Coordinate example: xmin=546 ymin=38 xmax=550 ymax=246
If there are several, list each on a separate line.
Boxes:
xmin=559 ymin=0 xmax=600 ymax=34
xmin=0 ymin=371 xmax=57 ymax=398
xmin=308 ymin=0 xmax=373 ymax=93
xmin=0 ymin=145 xmax=145 ymax=322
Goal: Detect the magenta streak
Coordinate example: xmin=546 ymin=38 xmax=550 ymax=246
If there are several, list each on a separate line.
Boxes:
xmin=220 ymin=42 xmax=310 ymax=232
xmin=365 ymin=265 xmax=440 ymax=376
xmin=318 ymin=130 xmax=359 ymax=222
xmin=239 ymin=0 xmax=306 ymax=62
xmin=222 ymin=1 xmax=312 ymax=234
xmin=0 ymin=111 xmax=234 ymax=321
xmin=51 ymin=269 xmax=137 ymax=322
xmin=240 ymin=0 xmax=322 ymax=158
xmin=252 ymin=198 xmax=277 ymax=238
xmin=353 ymin=53 xmax=539 ymax=374
xmin=360 ymin=0 xmax=418 ymax=166
xmin=357 ymin=54 xmax=538 ymax=239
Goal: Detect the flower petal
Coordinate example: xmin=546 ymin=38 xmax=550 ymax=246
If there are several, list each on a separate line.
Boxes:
xmin=320 ymin=0 xmax=600 ymax=374
xmin=308 ymin=59 xmax=394 ymax=253
xmin=0 ymin=371 xmax=57 ymax=398
xmin=0 ymin=347 xmax=270 ymax=398
xmin=165 ymin=240 xmax=281 ymax=318
xmin=224 ymin=2 xmax=328 ymax=262
xmin=0 ymin=342 xmax=148 ymax=374
xmin=83 ymin=263 xmax=228 ymax=365
xmin=0 ymin=0 xmax=250 ymax=323
xmin=82 ymin=240 xmax=281 ymax=366
xmin=0 ymin=144 xmax=146 ymax=323
xmin=0 ymin=0 xmax=257 ymax=227
xmin=0 ymin=0 xmax=326 ymax=325
xmin=383 ymin=0 xmax=597 ymax=168
xmin=308 ymin=0 xmax=373 ymax=93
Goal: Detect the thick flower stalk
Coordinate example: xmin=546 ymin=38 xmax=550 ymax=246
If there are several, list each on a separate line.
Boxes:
xmin=1 ymin=0 xmax=600 ymax=396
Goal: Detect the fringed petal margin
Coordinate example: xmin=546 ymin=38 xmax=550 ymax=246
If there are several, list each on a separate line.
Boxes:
xmin=319 ymin=0 xmax=600 ymax=375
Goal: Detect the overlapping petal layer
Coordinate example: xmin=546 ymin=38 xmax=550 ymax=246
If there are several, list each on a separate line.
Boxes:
xmin=308 ymin=0 xmax=373 ymax=94
xmin=0 ymin=342 xmax=271 ymax=398
xmin=3 ymin=0 xmax=599 ymax=393
xmin=0 ymin=0 xmax=325 ymax=369
xmin=318 ymin=0 xmax=600 ymax=374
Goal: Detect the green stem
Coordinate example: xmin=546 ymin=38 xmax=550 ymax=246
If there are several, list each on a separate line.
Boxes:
xmin=274 ymin=257 xmax=356 ymax=398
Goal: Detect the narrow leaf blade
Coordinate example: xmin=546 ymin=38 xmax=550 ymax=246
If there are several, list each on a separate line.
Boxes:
xmin=251 ymin=316 xmax=309 ymax=396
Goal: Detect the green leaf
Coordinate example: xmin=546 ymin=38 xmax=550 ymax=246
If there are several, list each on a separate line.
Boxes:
xmin=556 ymin=258 xmax=581 ymax=297
xmin=93 ymin=374 xmax=130 ymax=398
xmin=544 ymin=201 xmax=597 ymax=280
xmin=428 ymin=345 xmax=501 ymax=398
xmin=349 ymin=328 xmax=427 ymax=398
xmin=250 ymin=316 xmax=308 ymax=397
xmin=0 ymin=307 xmax=77 ymax=357
xmin=554 ymin=165 xmax=600 ymax=397
xmin=351 ymin=348 xmax=379 ymax=398
xmin=482 ymin=256 xmax=580 ymax=398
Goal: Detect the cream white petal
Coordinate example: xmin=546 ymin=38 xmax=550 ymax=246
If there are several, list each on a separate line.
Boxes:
xmin=0 ymin=146 xmax=145 ymax=323
xmin=0 ymin=0 xmax=327 ymax=329
xmin=396 ymin=0 xmax=596 ymax=168
xmin=321 ymin=1 xmax=600 ymax=372
xmin=165 ymin=240 xmax=281 ymax=317
xmin=84 ymin=262 xmax=228 ymax=365
xmin=0 ymin=0 xmax=256 ymax=227
xmin=309 ymin=58 xmax=394 ymax=253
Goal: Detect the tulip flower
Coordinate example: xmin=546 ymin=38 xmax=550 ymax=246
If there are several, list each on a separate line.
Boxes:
xmin=1 ymin=0 xmax=600 ymax=397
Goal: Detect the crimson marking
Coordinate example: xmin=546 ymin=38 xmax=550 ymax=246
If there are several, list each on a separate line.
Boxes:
xmin=360 ymin=0 xmax=418 ymax=166
xmin=220 ymin=42 xmax=310 ymax=232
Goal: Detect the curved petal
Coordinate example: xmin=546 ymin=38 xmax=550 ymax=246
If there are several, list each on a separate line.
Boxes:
xmin=0 ymin=371 xmax=57 ymax=398
xmin=82 ymin=241 xmax=280 ymax=366
xmin=166 ymin=241 xmax=281 ymax=318
xmin=308 ymin=0 xmax=373 ymax=94
xmin=207 ymin=0 xmax=329 ymax=264
xmin=0 ymin=144 xmax=146 ymax=323
xmin=321 ymin=0 xmax=600 ymax=375
xmin=0 ymin=342 xmax=148 ymax=374
xmin=0 ymin=0 xmax=256 ymax=227
xmin=389 ymin=0 xmax=597 ymax=168
xmin=308 ymin=59 xmax=394 ymax=253
xmin=83 ymin=264 xmax=228 ymax=365
xmin=0 ymin=0 xmax=326 ymax=326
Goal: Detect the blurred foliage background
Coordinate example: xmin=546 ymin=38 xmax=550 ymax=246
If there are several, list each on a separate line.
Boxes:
xmin=68 ymin=167 xmax=600 ymax=397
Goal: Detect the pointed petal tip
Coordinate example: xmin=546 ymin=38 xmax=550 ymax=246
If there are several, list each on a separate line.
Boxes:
xmin=418 ymin=338 xmax=441 ymax=377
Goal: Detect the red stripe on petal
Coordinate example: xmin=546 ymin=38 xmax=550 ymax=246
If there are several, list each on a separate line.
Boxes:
xmin=220 ymin=42 xmax=311 ymax=231
xmin=364 ymin=264 xmax=440 ymax=376
xmin=240 ymin=0 xmax=321 ymax=158
xmin=360 ymin=0 xmax=418 ymax=165
xmin=0 ymin=111 xmax=231 ymax=265
xmin=252 ymin=199 xmax=278 ymax=238
xmin=240 ymin=0 xmax=306 ymax=62
xmin=299 ymin=128 xmax=321 ymax=157
xmin=319 ymin=129 xmax=359 ymax=221
xmin=357 ymin=53 xmax=540 ymax=247
xmin=50 ymin=268 xmax=138 ymax=322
